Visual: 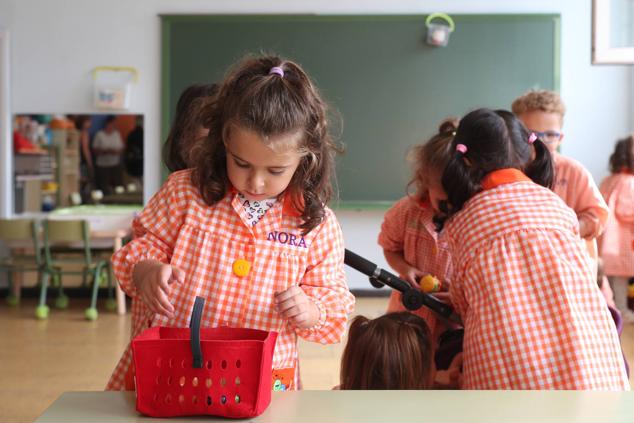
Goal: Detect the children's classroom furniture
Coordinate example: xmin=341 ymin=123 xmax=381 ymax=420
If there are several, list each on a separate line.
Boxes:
xmin=161 ymin=14 xmax=559 ymax=205
xmin=0 ymin=218 xmax=43 ymax=305
xmin=37 ymin=390 xmax=634 ymax=422
xmin=38 ymin=219 xmax=114 ymax=320
xmin=9 ymin=204 xmax=140 ymax=315
xmin=45 ymin=204 xmax=140 ymax=315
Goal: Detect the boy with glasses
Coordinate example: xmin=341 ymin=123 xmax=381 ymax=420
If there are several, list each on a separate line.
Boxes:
xmin=512 ymin=90 xmax=608 ymax=276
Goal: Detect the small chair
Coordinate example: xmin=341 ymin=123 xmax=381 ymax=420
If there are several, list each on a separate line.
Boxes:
xmin=40 ymin=219 xmax=115 ymax=320
xmin=0 ymin=218 xmax=44 ymax=306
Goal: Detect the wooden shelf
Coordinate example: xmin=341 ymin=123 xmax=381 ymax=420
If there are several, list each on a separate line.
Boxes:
xmin=15 ymin=174 xmax=54 ymax=182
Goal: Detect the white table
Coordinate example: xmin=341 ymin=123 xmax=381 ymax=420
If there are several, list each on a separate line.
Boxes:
xmin=36 ymin=390 xmax=634 ymax=422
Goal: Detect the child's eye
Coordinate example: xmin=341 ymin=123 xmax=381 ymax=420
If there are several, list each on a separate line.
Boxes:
xmin=234 ymin=159 xmax=250 ymax=168
xmin=268 ymin=169 xmax=285 ymax=175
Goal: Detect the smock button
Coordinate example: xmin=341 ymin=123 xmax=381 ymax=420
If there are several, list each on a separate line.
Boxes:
xmin=232 ymin=259 xmax=251 ymax=277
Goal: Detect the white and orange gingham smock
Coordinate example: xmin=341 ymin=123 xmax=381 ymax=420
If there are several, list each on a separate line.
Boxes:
xmin=106 ymin=170 xmax=354 ymax=390
xmin=553 ymin=154 xmax=609 ymax=276
xmin=553 ymin=154 xmax=609 ymax=240
xmin=378 ymin=196 xmax=453 ymax=337
xmin=599 ymin=172 xmax=634 ymax=277
xmin=445 ymin=169 xmax=629 ymax=390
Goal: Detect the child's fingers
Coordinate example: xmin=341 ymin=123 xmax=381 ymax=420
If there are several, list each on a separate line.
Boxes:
xmin=170 ymin=266 xmax=186 ymax=285
xmin=279 ymin=304 xmax=304 ymax=320
xmin=158 ymin=277 xmax=172 ymax=295
xmin=449 ymin=353 xmax=464 ymax=371
xmin=291 ymin=311 xmax=310 ymax=326
xmin=153 ymin=294 xmax=174 ymax=318
xmin=153 ymin=287 xmax=174 ymax=317
xmin=399 ymin=274 xmax=418 ymax=288
xmin=412 ymin=269 xmax=426 ymax=277
xmin=274 ymin=286 xmax=302 ymax=304
xmin=275 ymin=294 xmax=308 ymax=314
xmin=433 ymin=292 xmax=451 ymax=303
xmin=276 ymin=295 xmax=300 ymax=312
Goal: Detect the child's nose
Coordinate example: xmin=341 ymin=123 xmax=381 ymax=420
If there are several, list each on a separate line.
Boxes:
xmin=248 ymin=172 xmax=266 ymax=191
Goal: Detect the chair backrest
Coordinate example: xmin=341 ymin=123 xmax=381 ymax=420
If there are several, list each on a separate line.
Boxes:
xmin=43 ymin=219 xmax=92 ymax=265
xmin=0 ymin=218 xmax=42 ymax=264
xmin=0 ymin=218 xmax=36 ymax=241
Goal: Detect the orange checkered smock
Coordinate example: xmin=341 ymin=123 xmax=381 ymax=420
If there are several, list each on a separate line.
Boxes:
xmin=599 ymin=172 xmax=634 ymax=277
xmin=445 ymin=169 xmax=629 ymax=390
xmin=378 ymin=197 xmax=453 ymax=337
xmin=106 ymin=170 xmax=354 ymax=390
xmin=553 ymin=154 xmax=609 ymax=276
xmin=553 ymin=154 xmax=608 ymax=241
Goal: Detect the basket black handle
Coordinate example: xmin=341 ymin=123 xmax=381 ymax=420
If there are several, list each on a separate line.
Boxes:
xmin=189 ymin=296 xmax=205 ymax=368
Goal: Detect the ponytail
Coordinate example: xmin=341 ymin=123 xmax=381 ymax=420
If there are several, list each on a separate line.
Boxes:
xmin=524 ymin=138 xmax=554 ymax=189
xmin=435 ymin=146 xmax=485 ymax=231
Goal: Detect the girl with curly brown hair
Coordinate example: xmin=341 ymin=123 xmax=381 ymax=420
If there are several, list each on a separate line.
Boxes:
xmin=107 ymin=55 xmax=354 ymax=391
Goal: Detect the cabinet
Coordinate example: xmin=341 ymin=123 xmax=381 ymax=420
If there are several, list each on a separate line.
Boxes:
xmin=13 ymin=153 xmax=54 ymax=213
xmin=51 ymin=129 xmax=80 ymax=208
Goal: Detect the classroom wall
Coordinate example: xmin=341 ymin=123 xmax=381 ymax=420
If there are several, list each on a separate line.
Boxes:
xmin=0 ymin=0 xmax=631 ymax=289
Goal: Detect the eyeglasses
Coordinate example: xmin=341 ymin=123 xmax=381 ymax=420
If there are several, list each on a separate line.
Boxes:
xmin=530 ymin=130 xmax=562 ymax=144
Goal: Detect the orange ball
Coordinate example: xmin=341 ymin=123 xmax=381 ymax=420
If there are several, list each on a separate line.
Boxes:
xmin=419 ymin=275 xmax=441 ymax=293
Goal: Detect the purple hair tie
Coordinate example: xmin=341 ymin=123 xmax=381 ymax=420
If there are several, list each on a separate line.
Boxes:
xmin=269 ymin=66 xmax=284 ymax=77
xmin=456 ymin=144 xmax=468 ymax=154
xmin=528 ymin=132 xmax=537 ymax=144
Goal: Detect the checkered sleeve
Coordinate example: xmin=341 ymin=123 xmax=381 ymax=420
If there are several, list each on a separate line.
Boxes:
xmin=378 ymin=198 xmax=408 ymax=252
xmin=295 ymin=209 xmax=355 ymax=344
xmin=110 ymin=172 xmax=188 ymax=298
xmin=573 ymin=164 xmax=609 ymax=239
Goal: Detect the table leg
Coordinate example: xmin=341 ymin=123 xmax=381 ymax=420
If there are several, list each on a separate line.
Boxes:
xmin=113 ymin=236 xmax=126 ymax=315
xmin=11 ymin=271 xmax=22 ymax=300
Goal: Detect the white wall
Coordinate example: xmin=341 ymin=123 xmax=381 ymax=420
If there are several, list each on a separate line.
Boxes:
xmin=0 ymin=0 xmax=630 ymax=289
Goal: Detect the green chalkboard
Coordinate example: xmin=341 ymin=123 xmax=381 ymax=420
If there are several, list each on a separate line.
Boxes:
xmin=161 ymin=14 xmax=560 ymax=205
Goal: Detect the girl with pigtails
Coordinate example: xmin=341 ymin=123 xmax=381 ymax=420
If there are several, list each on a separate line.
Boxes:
xmin=435 ymin=108 xmax=628 ymax=390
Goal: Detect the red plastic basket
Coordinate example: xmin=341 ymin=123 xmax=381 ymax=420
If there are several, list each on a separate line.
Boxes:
xmin=132 ymin=297 xmax=278 ymax=418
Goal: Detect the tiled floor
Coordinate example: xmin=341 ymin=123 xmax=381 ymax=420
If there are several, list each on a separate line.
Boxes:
xmin=0 ymin=297 xmax=632 ymax=422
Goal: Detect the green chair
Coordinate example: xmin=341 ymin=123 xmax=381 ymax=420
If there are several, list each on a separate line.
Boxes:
xmin=41 ymin=219 xmax=115 ymax=320
xmin=0 ymin=219 xmax=44 ymax=306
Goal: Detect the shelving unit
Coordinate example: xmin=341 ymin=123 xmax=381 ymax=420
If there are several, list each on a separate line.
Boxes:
xmin=13 ymin=153 xmax=54 ymax=213
xmin=50 ymin=129 xmax=80 ymax=208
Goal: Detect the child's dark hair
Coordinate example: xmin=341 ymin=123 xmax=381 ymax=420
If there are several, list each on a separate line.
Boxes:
xmin=436 ymin=108 xmax=554 ymax=230
xmin=192 ymin=55 xmax=340 ymax=234
xmin=339 ymin=312 xmax=433 ymax=390
xmin=408 ymin=118 xmax=457 ymax=201
xmin=163 ymin=83 xmax=219 ymax=172
xmin=609 ymin=135 xmax=634 ymax=174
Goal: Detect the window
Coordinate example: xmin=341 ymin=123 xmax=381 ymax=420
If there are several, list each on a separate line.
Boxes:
xmin=593 ymin=0 xmax=634 ymax=64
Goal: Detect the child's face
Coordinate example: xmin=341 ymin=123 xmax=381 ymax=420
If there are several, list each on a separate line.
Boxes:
xmin=516 ymin=111 xmax=564 ymax=154
xmin=425 ymin=171 xmax=447 ymax=212
xmin=225 ymin=125 xmax=303 ymax=201
xmin=428 ymin=177 xmax=447 ymax=213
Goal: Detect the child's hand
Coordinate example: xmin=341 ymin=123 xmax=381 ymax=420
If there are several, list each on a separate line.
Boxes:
xmin=447 ymin=352 xmax=464 ymax=388
xmin=434 ymin=352 xmax=463 ymax=389
xmin=274 ymin=286 xmax=320 ymax=329
xmin=432 ymin=291 xmax=452 ymax=304
xmin=133 ymin=259 xmax=185 ymax=319
xmin=398 ymin=266 xmax=426 ymax=288
xmin=578 ymin=218 xmax=591 ymax=239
